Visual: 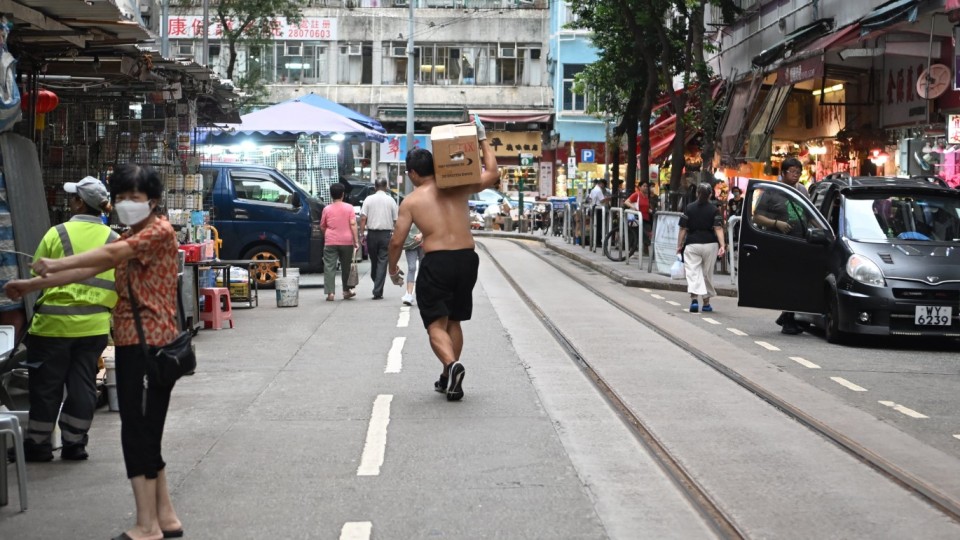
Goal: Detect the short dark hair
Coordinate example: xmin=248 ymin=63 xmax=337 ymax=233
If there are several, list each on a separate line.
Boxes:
xmin=406 ymin=148 xmax=435 ymax=178
xmin=375 ymin=178 xmax=388 ymax=191
xmin=330 ymin=182 xmax=345 ymax=200
xmin=109 ymin=163 xmax=163 ymax=203
xmin=781 ymin=157 xmax=803 ymax=172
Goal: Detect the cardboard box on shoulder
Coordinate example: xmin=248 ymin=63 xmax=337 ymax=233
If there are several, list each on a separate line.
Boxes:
xmin=430 ymin=123 xmax=482 ymax=189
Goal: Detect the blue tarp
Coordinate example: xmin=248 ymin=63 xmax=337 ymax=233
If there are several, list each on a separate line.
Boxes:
xmin=285 ymin=93 xmax=386 ymax=134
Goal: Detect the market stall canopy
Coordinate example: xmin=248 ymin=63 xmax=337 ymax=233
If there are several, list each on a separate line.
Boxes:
xmin=229 ymin=100 xmax=387 ymax=142
xmin=860 ymin=0 xmax=921 ymax=36
xmin=2 ymin=0 xmax=151 ymax=48
xmin=288 ymin=93 xmax=386 ymax=134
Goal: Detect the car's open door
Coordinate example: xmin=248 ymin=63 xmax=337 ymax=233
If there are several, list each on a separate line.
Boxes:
xmin=738 ymin=179 xmax=834 ymax=313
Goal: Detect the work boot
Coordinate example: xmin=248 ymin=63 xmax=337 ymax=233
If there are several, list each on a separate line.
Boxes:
xmin=61 ymin=444 xmax=89 ymax=461
xmin=8 ymin=440 xmax=54 ymax=463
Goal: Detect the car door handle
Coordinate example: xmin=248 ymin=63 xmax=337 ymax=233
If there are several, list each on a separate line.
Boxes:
xmin=234 ymin=209 xmax=249 ymax=219
xmin=741 ymin=244 xmax=758 ymax=253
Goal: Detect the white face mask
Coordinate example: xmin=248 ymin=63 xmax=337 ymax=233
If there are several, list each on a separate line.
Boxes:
xmin=115 ymin=200 xmax=153 ymax=226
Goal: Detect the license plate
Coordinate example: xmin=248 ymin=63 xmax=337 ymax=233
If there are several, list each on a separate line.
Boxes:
xmin=914 ymin=306 xmax=952 ymax=326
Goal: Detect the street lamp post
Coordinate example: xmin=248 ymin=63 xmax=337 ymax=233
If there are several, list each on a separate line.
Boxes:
xmin=404 ymin=0 xmax=415 ymax=195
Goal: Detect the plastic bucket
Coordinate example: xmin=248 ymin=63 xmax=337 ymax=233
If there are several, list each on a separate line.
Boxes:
xmin=103 ymin=357 xmax=119 ymax=411
xmin=275 ymin=276 xmax=299 ymax=307
xmin=283 ymin=268 xmax=300 ymax=279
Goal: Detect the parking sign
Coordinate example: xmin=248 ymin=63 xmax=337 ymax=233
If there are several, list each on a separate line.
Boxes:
xmin=581 ymin=149 xmax=595 ymax=163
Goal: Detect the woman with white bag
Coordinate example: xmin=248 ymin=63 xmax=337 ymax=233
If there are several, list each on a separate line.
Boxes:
xmin=676 ymin=183 xmax=726 ymax=313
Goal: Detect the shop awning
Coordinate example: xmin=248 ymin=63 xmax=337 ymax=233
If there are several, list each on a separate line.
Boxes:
xmin=719 ymin=77 xmax=764 ymax=161
xmin=860 ymin=0 xmax=921 ymax=35
xmin=229 ymin=101 xmax=387 ymax=142
xmin=752 ymin=18 xmax=834 ymax=68
xmin=7 ymin=0 xmax=153 ymax=45
xmin=470 ymin=109 xmax=553 ymax=123
xmin=745 ymin=86 xmax=792 ymax=162
xmin=287 ymin=93 xmax=386 ymax=134
xmin=379 ymin=107 xmax=466 ymax=123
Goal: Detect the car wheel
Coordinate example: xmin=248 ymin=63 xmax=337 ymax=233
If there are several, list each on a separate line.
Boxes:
xmin=242 ymin=245 xmax=283 ymax=288
xmin=824 ymin=288 xmax=847 ymax=344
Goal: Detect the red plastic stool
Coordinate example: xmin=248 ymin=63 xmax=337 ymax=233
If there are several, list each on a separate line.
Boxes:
xmin=199 ymin=287 xmax=234 ymax=330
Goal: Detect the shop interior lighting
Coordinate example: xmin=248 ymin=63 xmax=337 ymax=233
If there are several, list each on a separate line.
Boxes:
xmin=241 ymin=140 xmax=256 ymax=151
xmin=331 ymin=133 xmax=346 ymax=141
xmin=808 ymin=145 xmax=828 ymax=155
xmin=811 ymin=83 xmax=844 ymax=96
xmin=324 ymin=144 xmax=340 ymax=154
xmin=283 ymin=63 xmax=309 ymax=70
xmin=870 ymin=149 xmax=889 ymax=166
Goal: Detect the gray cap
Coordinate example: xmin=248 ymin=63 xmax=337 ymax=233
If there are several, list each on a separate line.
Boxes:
xmin=64 ymin=176 xmax=109 ymax=210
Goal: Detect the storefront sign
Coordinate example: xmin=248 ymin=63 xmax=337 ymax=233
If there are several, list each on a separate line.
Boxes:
xmin=776 ymin=57 xmax=824 ymax=86
xmin=487 ymin=131 xmax=542 ymax=158
xmin=948 ymin=115 xmax=960 ymax=144
xmin=168 ymin=16 xmax=338 ymax=41
xmin=881 ymin=55 xmax=929 ymax=127
xmin=379 ymin=134 xmax=431 ymax=163
xmin=539 ymin=162 xmax=553 ymax=196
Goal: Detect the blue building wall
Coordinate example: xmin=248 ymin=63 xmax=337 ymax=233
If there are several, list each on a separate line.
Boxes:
xmin=549 ymin=4 xmax=606 ymax=146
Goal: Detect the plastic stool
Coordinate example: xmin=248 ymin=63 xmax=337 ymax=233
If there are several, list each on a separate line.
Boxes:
xmin=0 ymin=413 xmax=27 ymax=511
xmin=199 ymin=287 xmax=234 ymax=330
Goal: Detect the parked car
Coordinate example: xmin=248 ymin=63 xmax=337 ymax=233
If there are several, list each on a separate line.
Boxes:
xmin=200 ymin=163 xmax=325 ymax=286
xmin=468 ymin=188 xmax=534 ymax=214
xmin=737 ymin=175 xmax=960 ymax=343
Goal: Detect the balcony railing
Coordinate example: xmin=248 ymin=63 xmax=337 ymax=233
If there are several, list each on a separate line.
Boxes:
xmin=303 ymin=0 xmax=547 ymax=8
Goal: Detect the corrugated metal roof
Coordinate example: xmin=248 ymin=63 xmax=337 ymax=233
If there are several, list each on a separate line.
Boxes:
xmin=10 ymin=0 xmax=151 ymax=44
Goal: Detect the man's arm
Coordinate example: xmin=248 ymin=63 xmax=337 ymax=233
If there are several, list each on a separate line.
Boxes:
xmin=388 ymin=202 xmax=415 ymax=278
xmin=478 ymin=138 xmax=500 ymax=191
xmin=358 ymin=214 xmax=367 ymax=237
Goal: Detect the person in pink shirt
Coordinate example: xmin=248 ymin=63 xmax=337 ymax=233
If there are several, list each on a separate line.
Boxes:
xmin=320 ymin=183 xmax=360 ymax=301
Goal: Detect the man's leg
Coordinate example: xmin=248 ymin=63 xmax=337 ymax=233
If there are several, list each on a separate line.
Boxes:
xmin=367 ymin=233 xmax=381 ymax=286
xmin=60 ymin=334 xmax=108 ymax=459
xmin=446 ymin=320 xmax=463 ymax=363
xmin=23 ymin=336 xmax=71 ymax=460
xmin=372 ymin=234 xmax=391 ymax=298
xmin=426 ymin=317 xmax=457 ymax=368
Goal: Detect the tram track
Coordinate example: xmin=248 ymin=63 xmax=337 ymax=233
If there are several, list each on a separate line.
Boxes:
xmin=477 ymin=238 xmax=960 ymax=531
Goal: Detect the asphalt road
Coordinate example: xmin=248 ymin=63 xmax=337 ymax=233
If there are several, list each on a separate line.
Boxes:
xmin=2 ymin=239 xmax=959 ymax=539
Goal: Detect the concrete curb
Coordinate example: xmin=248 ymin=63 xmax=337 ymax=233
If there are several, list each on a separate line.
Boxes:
xmin=473 ymin=231 xmax=739 ymax=298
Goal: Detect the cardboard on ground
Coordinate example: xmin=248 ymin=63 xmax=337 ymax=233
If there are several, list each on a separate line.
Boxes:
xmin=431 ymin=123 xmax=482 ymax=188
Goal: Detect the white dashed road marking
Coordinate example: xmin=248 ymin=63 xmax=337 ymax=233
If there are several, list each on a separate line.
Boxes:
xmin=651 ymin=294 xmax=665 ymax=300
xmin=702 ymin=317 xmax=721 ymax=325
xmin=954 ymin=434 xmax=960 ymax=441
xmin=727 ymin=328 xmax=748 ymax=336
xmin=666 ymin=300 xmax=680 ymax=306
xmin=397 ymin=309 xmax=410 ymax=328
xmin=357 ymin=395 xmax=393 ymax=476
xmin=830 ymin=377 xmax=867 ymax=392
xmin=878 ymin=401 xmax=928 ymax=419
xmin=755 ymin=341 xmax=780 ymax=351
xmin=640 ymin=288 xmax=652 ymax=292
xmin=385 ymin=337 xmax=405 ymax=374
xmin=340 ymin=522 xmax=372 ymax=540
xmin=789 ymin=356 xmax=821 ymax=369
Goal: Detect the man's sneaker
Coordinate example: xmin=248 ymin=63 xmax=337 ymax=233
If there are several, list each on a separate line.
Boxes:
xmin=402 ymin=293 xmax=414 ymax=306
xmin=61 ymin=444 xmax=89 ymax=461
xmin=434 ymin=375 xmax=448 ymax=393
xmin=689 ymin=301 xmax=699 ymax=313
xmin=701 ymin=304 xmax=713 ymax=313
xmin=446 ymin=362 xmax=465 ymax=401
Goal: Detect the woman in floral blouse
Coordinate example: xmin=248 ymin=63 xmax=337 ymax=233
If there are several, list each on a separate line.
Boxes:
xmin=6 ymin=163 xmax=183 ymax=540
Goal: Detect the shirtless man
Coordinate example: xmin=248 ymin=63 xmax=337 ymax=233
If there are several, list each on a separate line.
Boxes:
xmin=387 ymin=119 xmax=499 ymax=401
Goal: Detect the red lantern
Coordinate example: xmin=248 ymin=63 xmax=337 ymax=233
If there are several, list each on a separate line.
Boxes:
xmin=20 ymin=89 xmax=59 ymax=114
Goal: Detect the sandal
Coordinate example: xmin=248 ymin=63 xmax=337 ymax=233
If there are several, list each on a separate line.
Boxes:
xmin=326 ymin=294 xmax=335 ymax=302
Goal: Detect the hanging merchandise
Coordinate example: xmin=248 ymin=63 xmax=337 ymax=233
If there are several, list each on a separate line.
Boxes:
xmin=0 ymin=18 xmax=20 ymax=133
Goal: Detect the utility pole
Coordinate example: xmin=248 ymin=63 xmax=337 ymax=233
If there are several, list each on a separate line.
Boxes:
xmin=161 ymin=0 xmax=170 ymax=58
xmin=201 ymin=0 xmax=210 ymax=66
xmin=404 ymin=0 xmax=415 ymax=195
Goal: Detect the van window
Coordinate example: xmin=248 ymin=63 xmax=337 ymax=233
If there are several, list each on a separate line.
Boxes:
xmin=846 ymin=193 xmax=960 ymax=242
xmin=231 ymin=174 xmax=295 ymax=205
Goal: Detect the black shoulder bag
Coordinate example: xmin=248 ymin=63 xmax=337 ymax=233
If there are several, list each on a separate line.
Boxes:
xmin=128 ymin=274 xmax=196 ymax=389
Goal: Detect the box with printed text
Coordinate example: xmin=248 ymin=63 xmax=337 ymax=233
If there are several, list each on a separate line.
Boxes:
xmin=430 ymin=123 xmax=482 ymax=189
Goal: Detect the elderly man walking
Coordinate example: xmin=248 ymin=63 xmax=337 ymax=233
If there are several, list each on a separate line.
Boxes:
xmin=359 ymin=178 xmax=398 ymax=299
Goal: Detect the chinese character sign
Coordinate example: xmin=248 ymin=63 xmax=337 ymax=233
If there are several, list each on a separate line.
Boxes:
xmin=378 ymin=135 xmax=432 ymax=163
xmin=949 ymin=115 xmax=960 ymax=144
xmin=168 ymin=16 xmax=337 ymax=40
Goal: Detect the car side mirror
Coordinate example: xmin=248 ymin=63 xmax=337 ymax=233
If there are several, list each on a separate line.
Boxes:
xmin=290 ymin=193 xmax=302 ymax=209
xmin=808 ymin=227 xmax=832 ymax=245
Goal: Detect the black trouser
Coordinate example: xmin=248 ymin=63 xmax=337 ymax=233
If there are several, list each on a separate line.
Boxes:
xmin=25 ymin=334 xmax=108 ymax=452
xmin=367 ymin=230 xmax=392 ymax=298
xmin=116 ymin=344 xmax=174 ymax=479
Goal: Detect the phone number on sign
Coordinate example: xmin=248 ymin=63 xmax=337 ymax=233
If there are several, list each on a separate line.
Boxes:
xmin=286 ymin=29 xmax=333 ymax=39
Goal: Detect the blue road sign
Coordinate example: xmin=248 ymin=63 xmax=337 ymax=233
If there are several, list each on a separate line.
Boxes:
xmin=581 ymin=149 xmax=595 ymax=163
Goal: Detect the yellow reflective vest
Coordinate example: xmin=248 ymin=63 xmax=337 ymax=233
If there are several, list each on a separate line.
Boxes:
xmin=29 ymin=216 xmax=119 ymax=337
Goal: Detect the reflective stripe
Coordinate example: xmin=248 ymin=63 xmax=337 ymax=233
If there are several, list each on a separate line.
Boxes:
xmin=27 ymin=419 xmax=56 ymax=432
xmin=55 ymin=224 xmax=74 ymax=256
xmin=26 ymin=432 xmax=52 ymax=444
xmin=78 ymin=276 xmax=116 ymax=291
xmin=60 ymin=430 xmax=85 ymax=443
xmin=59 ymin=412 xmax=92 ymax=431
xmin=36 ymin=304 xmax=110 ymax=316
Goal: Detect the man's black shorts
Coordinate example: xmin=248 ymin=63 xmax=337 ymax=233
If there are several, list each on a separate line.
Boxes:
xmin=416 ymin=248 xmax=479 ymax=328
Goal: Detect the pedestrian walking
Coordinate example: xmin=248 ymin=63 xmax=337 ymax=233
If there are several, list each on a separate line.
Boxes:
xmin=5 ymin=164 xmax=184 ymax=540
xmin=13 ymin=177 xmax=118 ymax=463
xmin=358 ymin=178 xmax=398 ymax=299
xmin=320 ymin=183 xmax=359 ymax=301
xmin=677 ymin=182 xmax=726 ymax=313
xmin=401 ymin=223 xmax=424 ymax=306
xmin=386 ymin=117 xmax=500 ymax=401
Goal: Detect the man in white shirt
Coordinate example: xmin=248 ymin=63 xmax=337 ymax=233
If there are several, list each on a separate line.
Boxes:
xmin=586 ymin=179 xmax=609 ymax=247
xmin=359 ymin=179 xmax=399 ymax=299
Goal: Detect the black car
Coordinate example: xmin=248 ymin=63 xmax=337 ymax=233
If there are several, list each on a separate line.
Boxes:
xmin=738 ymin=175 xmax=960 ymax=343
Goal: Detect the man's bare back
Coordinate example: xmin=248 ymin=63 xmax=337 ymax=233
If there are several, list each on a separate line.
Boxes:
xmin=403 ymin=180 xmax=477 ymax=253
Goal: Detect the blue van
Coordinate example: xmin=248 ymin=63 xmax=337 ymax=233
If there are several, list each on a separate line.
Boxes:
xmin=200 ymin=163 xmax=325 ymax=285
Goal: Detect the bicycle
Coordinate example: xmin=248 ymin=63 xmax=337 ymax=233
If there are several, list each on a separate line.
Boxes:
xmin=603 ymin=214 xmax=641 ymax=262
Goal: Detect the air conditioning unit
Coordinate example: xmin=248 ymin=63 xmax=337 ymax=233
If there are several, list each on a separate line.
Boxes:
xmin=286 ymin=43 xmax=302 ymax=56
xmin=348 ymin=44 xmax=362 ymax=56
xmin=529 ymin=48 xmax=541 ymax=60
xmin=177 ymin=42 xmax=195 ymax=56
xmin=498 ymin=46 xmax=516 ymax=59
xmin=391 ymin=46 xmax=406 ymax=57
xmin=394 ymin=0 xmax=408 ymax=5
